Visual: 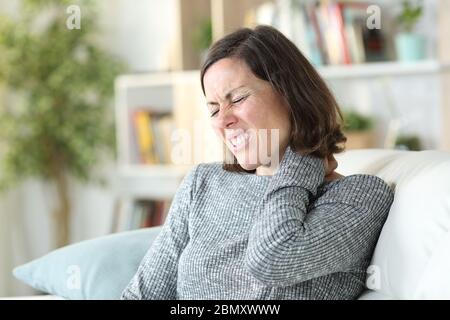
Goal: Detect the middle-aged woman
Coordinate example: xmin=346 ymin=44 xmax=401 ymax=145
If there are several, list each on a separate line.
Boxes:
xmin=121 ymin=25 xmax=394 ymax=300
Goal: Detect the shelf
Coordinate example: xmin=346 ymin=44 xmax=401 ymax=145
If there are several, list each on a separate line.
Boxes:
xmin=115 ymin=72 xmax=174 ymax=88
xmin=317 ymin=60 xmax=450 ymax=80
xmin=117 ymin=164 xmax=192 ymax=199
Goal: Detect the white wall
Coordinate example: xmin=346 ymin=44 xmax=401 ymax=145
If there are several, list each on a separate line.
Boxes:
xmin=97 ymin=0 xmax=177 ymax=72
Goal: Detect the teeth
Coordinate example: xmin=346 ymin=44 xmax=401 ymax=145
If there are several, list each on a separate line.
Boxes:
xmin=231 ymin=132 xmax=248 ymax=147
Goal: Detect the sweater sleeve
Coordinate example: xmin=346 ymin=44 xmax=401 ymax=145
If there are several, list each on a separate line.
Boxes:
xmin=120 ymin=165 xmax=199 ymax=300
xmin=244 ymin=146 xmax=394 ymax=287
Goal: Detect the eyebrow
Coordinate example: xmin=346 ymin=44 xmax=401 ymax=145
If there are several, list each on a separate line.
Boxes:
xmin=206 ymin=85 xmax=247 ymax=106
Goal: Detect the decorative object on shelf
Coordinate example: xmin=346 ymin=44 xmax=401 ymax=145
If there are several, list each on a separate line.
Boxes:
xmin=395 ymin=134 xmax=422 ymax=151
xmin=395 ymin=0 xmax=425 ymax=61
xmin=0 ymin=0 xmax=125 ymax=248
xmin=342 ymin=110 xmax=376 ymax=150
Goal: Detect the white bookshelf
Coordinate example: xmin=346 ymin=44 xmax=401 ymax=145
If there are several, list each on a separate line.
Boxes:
xmin=114 ymin=72 xmax=193 ymax=201
xmin=115 ymin=72 xmax=174 ymax=167
xmin=113 ymin=71 xmax=199 ymax=233
xmin=117 ymin=165 xmax=189 ymax=199
xmin=318 ymin=60 xmax=450 ymax=80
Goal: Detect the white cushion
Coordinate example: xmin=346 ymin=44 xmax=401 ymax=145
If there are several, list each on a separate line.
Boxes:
xmin=336 ymin=149 xmax=450 ymax=300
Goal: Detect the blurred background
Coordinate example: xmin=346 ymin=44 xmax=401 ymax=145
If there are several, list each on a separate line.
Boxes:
xmin=0 ymin=0 xmax=449 ymax=297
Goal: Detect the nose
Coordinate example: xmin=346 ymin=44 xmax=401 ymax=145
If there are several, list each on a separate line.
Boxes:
xmin=214 ymin=106 xmax=238 ymax=129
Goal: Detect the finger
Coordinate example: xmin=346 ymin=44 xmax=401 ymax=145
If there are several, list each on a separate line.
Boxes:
xmin=328 ymin=154 xmax=338 ymax=171
xmin=323 ymin=157 xmax=331 ymax=175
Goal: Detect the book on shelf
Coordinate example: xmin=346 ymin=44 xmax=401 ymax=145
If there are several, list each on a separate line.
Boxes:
xmin=248 ymin=0 xmax=390 ymax=66
xmin=113 ymin=199 xmax=172 ymax=233
xmin=131 ymin=108 xmax=176 ymax=165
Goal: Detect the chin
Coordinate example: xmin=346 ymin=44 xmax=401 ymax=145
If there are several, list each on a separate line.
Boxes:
xmin=237 ymin=161 xmax=259 ymax=171
xmin=233 ymin=151 xmax=260 ymax=171
xmin=230 ymin=145 xmax=273 ymax=171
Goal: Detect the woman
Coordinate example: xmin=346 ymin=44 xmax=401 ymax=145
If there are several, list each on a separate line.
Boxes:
xmin=121 ymin=25 xmax=394 ymax=300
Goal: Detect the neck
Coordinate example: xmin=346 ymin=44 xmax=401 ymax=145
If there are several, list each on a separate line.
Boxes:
xmin=255 ymin=164 xmax=275 ymax=176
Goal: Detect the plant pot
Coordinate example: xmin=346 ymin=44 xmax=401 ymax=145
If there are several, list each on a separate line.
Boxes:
xmin=344 ymin=130 xmax=376 ymax=150
xmin=395 ymin=33 xmax=426 ymax=62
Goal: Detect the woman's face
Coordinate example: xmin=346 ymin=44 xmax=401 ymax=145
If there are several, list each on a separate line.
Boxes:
xmin=203 ymin=58 xmax=291 ymax=175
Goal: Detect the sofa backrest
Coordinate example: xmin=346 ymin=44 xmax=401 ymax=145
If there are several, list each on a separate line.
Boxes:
xmin=335 ymin=148 xmax=450 ymax=299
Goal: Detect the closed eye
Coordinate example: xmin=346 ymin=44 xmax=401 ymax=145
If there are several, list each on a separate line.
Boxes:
xmin=209 ymin=95 xmax=249 ymax=117
xmin=232 ymin=95 xmax=248 ymax=104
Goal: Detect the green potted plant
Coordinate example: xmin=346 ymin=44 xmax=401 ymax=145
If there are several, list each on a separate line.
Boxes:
xmin=342 ymin=110 xmax=376 ymax=150
xmin=395 ymin=134 xmax=422 ymax=151
xmin=395 ymin=0 xmax=425 ymax=61
xmin=0 ymin=0 xmax=125 ymax=248
xmin=192 ymin=18 xmax=213 ymax=66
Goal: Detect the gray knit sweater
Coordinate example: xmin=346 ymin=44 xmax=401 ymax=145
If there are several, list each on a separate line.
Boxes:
xmin=121 ymin=146 xmax=394 ymax=300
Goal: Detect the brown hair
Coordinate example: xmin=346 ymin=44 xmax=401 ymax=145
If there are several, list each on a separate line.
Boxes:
xmin=200 ymin=25 xmax=347 ymax=173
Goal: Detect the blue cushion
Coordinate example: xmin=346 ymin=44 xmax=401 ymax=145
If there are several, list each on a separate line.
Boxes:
xmin=13 ymin=226 xmax=162 ymax=299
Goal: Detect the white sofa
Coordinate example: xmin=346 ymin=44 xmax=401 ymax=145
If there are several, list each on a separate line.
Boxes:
xmin=334 ymin=148 xmax=450 ymax=300
xmin=3 ymin=148 xmax=450 ymax=300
